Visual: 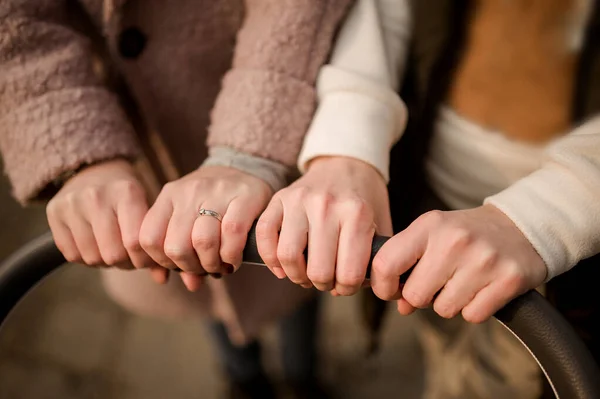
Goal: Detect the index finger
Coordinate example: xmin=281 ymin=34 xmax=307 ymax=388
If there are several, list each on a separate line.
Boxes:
xmin=117 ymin=194 xmax=157 ymax=269
xmin=370 ymin=220 xmax=429 ymax=301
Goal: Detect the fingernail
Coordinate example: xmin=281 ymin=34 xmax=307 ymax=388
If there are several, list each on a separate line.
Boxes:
xmin=301 ymin=283 xmax=313 ymax=289
xmin=272 ymin=267 xmax=286 ymax=279
xmin=223 ymin=264 xmax=235 ymax=274
xmin=210 ymin=273 xmax=222 ymax=279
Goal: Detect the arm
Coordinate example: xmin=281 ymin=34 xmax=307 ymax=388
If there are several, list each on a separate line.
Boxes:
xmin=255 ymin=0 xmax=412 ymax=293
xmin=485 ymin=116 xmax=600 ymax=280
xmin=0 ymin=1 xmax=159 ymax=275
xmin=372 ymin=119 xmax=600 ymax=323
xmin=0 ymin=0 xmax=139 ymax=205
xmin=206 ymin=0 xmax=354 ymax=191
xmin=136 ymin=0 xmax=356 ymax=290
xmin=298 ymin=0 xmax=412 ymax=181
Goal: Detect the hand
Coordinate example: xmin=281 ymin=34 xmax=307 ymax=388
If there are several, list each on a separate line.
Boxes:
xmin=47 ymin=159 xmax=156 ymax=270
xmin=256 ymin=157 xmax=393 ymax=296
xmin=371 ymin=204 xmax=547 ymax=323
xmin=139 ymin=166 xmax=272 ymax=291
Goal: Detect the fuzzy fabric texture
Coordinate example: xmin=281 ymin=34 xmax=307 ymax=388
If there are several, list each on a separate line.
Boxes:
xmin=0 ymin=0 xmax=353 ymax=342
xmin=1 ymin=0 xmax=353 ymax=203
xmin=208 ymin=0 xmax=354 ymax=166
xmin=0 ymin=0 xmax=140 ymax=204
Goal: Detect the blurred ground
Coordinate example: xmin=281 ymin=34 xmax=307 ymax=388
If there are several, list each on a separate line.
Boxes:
xmin=0 ymin=176 xmax=426 ymax=399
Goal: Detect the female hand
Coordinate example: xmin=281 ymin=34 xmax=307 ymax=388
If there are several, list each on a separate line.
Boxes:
xmin=370 ymin=205 xmax=548 ymax=323
xmin=46 ymin=159 xmax=156 ymax=270
xmin=256 ymin=157 xmax=393 ymax=296
xmin=139 ymin=166 xmax=272 ymax=291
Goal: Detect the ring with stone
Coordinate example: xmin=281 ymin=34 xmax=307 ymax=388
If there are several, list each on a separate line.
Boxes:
xmin=197 ymin=208 xmax=223 ymax=222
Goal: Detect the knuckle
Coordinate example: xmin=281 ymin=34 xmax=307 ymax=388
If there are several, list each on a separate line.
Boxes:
xmin=462 ymin=308 xmax=486 ymax=324
xmin=306 ymin=269 xmax=332 ymax=286
xmin=421 ymin=210 xmax=445 ymax=227
xmin=83 ymin=186 xmax=103 ymax=206
xmin=342 ymin=196 xmax=370 ymax=216
xmin=271 ymin=190 xmax=285 ymax=202
xmin=372 ymin=284 xmax=394 ymax=300
xmin=164 ymin=245 xmax=191 ymax=261
xmin=279 ymin=186 xmax=308 ymax=205
xmin=289 ymin=275 xmax=309 ymax=285
xmin=237 ymin=181 xmax=250 ymax=194
xmin=501 ymin=263 xmax=526 ymax=292
xmin=293 ymin=186 xmax=310 ymax=200
xmin=335 ymin=284 xmax=358 ymax=296
xmin=123 ymin=236 xmax=142 ymax=253
xmin=213 ymin=178 xmax=228 ymax=193
xmin=161 ymin=181 xmax=180 ymax=197
xmin=82 ymin=254 xmax=103 ymax=266
xmin=139 ymin=234 xmax=161 ymax=252
xmin=238 ymin=181 xmax=256 ymax=196
xmin=103 ymin=251 xmax=128 ymax=266
xmin=308 ymin=191 xmax=335 ymax=214
xmin=336 ymin=273 xmax=363 ymax=288
xmin=434 ymin=301 xmax=457 ymax=319
xmin=186 ymin=179 xmax=206 ymax=196
xmin=313 ymin=283 xmax=333 ymax=292
xmin=202 ymin=262 xmax=221 ymax=273
xmin=371 ymin=254 xmax=390 ymax=276
xmin=261 ymin=252 xmax=280 ymax=268
xmin=220 ymin=248 xmax=241 ymax=264
xmin=277 ymin=247 xmax=301 ymax=265
xmin=255 ymin=219 xmax=273 ymax=239
xmin=222 ymin=220 xmax=245 ymax=236
xmin=115 ymin=180 xmax=144 ymax=199
xmin=192 ymin=234 xmax=218 ymax=252
xmin=476 ymin=247 xmax=499 ymax=272
xmin=162 ymin=181 xmax=176 ymax=192
xmin=448 ymin=227 xmax=472 ymax=250
xmin=63 ymin=251 xmax=82 ymax=264
xmin=403 ymin=289 xmax=429 ymax=308
xmin=46 ymin=198 xmax=62 ymax=218
xmin=131 ymin=255 xmax=153 ymax=269
xmin=63 ymin=192 xmax=78 ymax=208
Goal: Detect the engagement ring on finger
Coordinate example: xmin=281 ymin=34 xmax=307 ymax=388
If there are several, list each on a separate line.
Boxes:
xmin=197 ymin=208 xmax=223 ymax=222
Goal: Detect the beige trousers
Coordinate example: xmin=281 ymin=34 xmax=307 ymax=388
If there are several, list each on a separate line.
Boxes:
xmin=416 ymin=309 xmax=541 ymax=399
xmin=410 ymin=188 xmax=542 ymax=399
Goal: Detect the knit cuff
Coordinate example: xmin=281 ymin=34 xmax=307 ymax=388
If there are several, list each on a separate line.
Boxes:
xmin=202 ymin=146 xmax=290 ymax=193
xmin=207 ymin=69 xmax=316 ymax=167
xmin=485 ymin=165 xmax=600 ymax=281
xmin=298 ymin=66 xmax=407 ymax=181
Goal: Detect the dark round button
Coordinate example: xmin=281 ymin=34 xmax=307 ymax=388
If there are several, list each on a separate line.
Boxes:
xmin=117 ymin=27 xmax=147 ymax=59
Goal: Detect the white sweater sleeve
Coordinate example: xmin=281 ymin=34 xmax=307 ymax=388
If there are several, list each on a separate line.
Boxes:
xmin=485 ymin=116 xmax=600 ymax=280
xmin=297 ymin=0 xmax=412 ymax=181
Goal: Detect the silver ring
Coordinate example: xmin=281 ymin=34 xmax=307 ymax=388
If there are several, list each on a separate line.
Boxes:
xmin=197 ymin=208 xmax=223 ymax=222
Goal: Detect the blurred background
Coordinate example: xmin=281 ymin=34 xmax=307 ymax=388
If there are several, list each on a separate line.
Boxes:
xmin=0 ymin=174 xmax=426 ymax=399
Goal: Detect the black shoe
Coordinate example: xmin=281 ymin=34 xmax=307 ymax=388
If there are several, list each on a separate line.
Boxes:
xmin=227 ymin=373 xmax=277 ymax=399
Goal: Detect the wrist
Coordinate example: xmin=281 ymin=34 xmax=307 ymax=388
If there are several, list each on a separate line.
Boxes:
xmin=202 ymin=147 xmax=290 ymax=193
xmin=307 ymin=156 xmax=384 ymax=179
xmin=49 ymin=158 xmax=121 ymax=189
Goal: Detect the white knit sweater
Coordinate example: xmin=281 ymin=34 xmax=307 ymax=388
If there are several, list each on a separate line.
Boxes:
xmin=298 ymin=0 xmax=600 ymax=280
